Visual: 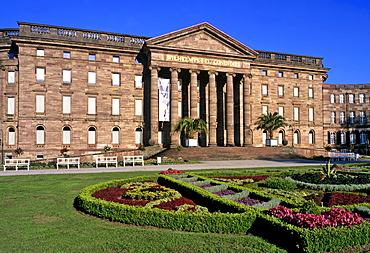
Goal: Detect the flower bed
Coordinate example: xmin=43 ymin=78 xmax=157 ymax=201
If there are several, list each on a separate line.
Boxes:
xmin=304 ymin=192 xmax=370 ymax=207
xmin=210 ymin=175 xmax=270 ymax=185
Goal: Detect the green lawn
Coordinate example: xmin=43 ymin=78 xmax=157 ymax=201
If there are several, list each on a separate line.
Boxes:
xmin=0 ymin=170 xmax=287 ymax=253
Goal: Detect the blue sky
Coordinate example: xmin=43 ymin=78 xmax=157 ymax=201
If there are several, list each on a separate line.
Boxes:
xmin=1 ymin=0 xmax=369 ymax=84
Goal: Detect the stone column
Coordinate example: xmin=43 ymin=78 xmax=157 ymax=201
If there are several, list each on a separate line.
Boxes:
xmin=189 ymin=69 xmax=200 ymax=118
xmin=243 ymin=74 xmax=252 ymax=146
xmin=208 ymin=71 xmax=218 ymax=145
xmin=149 ymin=66 xmax=161 ymax=145
xmin=170 ymin=67 xmax=181 ymax=147
xmin=226 ymin=72 xmax=235 ymax=146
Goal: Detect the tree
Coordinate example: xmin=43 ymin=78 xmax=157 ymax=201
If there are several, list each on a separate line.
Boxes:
xmin=254 ymin=112 xmax=288 ymax=139
xmin=173 ymin=117 xmax=208 ymax=139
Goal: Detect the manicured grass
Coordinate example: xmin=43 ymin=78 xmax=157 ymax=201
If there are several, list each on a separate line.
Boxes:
xmin=0 ymin=170 xmax=287 ymax=253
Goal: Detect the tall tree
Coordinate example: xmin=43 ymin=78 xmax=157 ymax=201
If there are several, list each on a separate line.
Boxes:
xmin=254 ymin=112 xmax=288 ymax=139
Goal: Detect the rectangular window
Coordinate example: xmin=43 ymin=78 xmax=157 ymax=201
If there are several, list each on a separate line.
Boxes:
xmin=7 ymin=97 xmax=15 ymax=115
xmin=63 ymin=51 xmax=71 ymax=58
xmin=308 ymin=75 xmax=314 ymax=80
xmin=36 ymin=68 xmax=45 ymax=82
xmin=262 ymin=84 xmax=268 ymax=96
xmin=350 ymin=111 xmax=355 ymax=124
xmin=112 ymin=56 xmax=120 ymax=63
xmin=63 ymin=96 xmax=71 ymax=114
xmin=348 ymin=94 xmax=354 ymax=103
xmin=278 ymin=106 xmax=284 ymax=117
xmin=88 ymin=72 xmax=96 ymax=85
xmin=330 ymin=111 xmax=336 ymax=124
xmin=63 ymin=70 xmax=71 ymax=84
xmin=135 ymin=75 xmax=143 ymax=88
xmin=360 ymin=133 xmax=367 ymax=144
xmin=330 ymin=94 xmax=335 ymax=103
xmin=294 ymin=73 xmax=299 ymax=79
xmin=8 ymin=71 xmax=15 ymax=84
xmin=262 ymin=70 xmax=267 ymax=76
xmin=339 ymin=94 xmax=344 ymax=103
xmin=360 ymin=111 xmax=366 ymax=123
xmin=88 ymin=97 xmax=96 ymax=115
xmin=359 ymin=94 xmax=365 ymax=103
xmin=135 ymin=99 xmax=143 ymax=116
xmin=112 ymin=73 xmax=120 ymax=86
xmin=36 ymin=95 xmax=45 ymax=113
xmin=112 ymin=98 xmax=120 ymax=115
xmin=294 ymin=107 xmax=299 ymax=121
xmin=293 ymin=87 xmax=299 ymax=97
xmin=278 ymin=72 xmax=283 ymax=77
xmin=308 ymin=88 xmax=314 ymax=98
xmin=36 ymin=49 xmax=44 ymax=56
xmin=340 ymin=111 xmax=345 ymax=124
xmin=88 ymin=54 xmax=96 ymax=61
xmin=308 ymin=108 xmax=314 ymax=122
xmin=350 ymin=133 xmax=356 ymax=144
xmin=262 ymin=105 xmax=268 ymax=115
xmin=278 ymin=86 xmax=284 ymax=97
xmin=178 ymin=101 xmax=182 ymax=117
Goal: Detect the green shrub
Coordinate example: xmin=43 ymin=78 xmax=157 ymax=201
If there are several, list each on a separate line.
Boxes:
xmin=203 ymin=184 xmax=228 ymax=193
xmin=178 ymin=177 xmax=198 ymax=182
xmin=122 ymin=186 xmax=181 ymax=200
xmin=222 ymin=190 xmax=250 ymax=201
xmin=188 ymin=180 xmax=211 ymax=186
xmin=260 ymin=177 xmax=296 ymax=190
xmin=354 ymin=206 xmax=370 ymax=218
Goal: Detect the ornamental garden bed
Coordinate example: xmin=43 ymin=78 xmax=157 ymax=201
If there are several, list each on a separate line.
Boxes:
xmin=75 ymin=164 xmax=370 ymax=253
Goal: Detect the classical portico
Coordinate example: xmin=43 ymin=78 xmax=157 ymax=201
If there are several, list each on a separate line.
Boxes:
xmin=138 ymin=23 xmax=258 ymax=148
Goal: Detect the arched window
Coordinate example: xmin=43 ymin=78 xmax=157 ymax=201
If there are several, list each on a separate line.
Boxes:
xmin=278 ymin=130 xmax=284 ymax=145
xmin=308 ymin=130 xmax=315 ymax=144
xmin=8 ymin=127 xmax=15 ymax=145
xmin=262 ymin=130 xmax=267 ymax=145
xmin=135 ymin=127 xmax=142 ymax=144
xmin=88 ymin=127 xmax=96 ymax=144
xmin=293 ymin=130 xmax=300 ymax=144
xmin=340 ymin=132 xmax=346 ymax=144
xmin=63 ymin=126 xmax=71 ymax=145
xmin=36 ymin=126 xmax=45 ymax=144
xmin=112 ymin=127 xmax=120 ymax=144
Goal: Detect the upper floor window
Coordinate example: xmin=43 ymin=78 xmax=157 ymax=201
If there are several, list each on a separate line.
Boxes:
xmin=293 ymin=87 xmax=299 ymax=97
xmin=308 ymin=88 xmax=314 ymax=98
xmin=339 ymin=112 xmax=345 ymax=124
xmin=36 ymin=68 xmax=45 ymax=82
xmin=262 ymin=84 xmax=268 ymax=96
xmin=294 ymin=107 xmax=299 ymax=121
xmin=330 ymin=94 xmax=335 ymax=103
xmin=63 ymin=70 xmax=71 ymax=84
xmin=112 ymin=56 xmax=120 ymax=63
xmin=339 ymin=94 xmax=344 ymax=103
xmin=8 ymin=71 xmax=15 ymax=84
xmin=262 ymin=70 xmax=267 ymax=76
xmin=349 ymin=111 xmax=355 ymax=124
xmin=359 ymin=93 xmax=365 ymax=103
xmin=330 ymin=111 xmax=336 ymax=124
xmin=7 ymin=97 xmax=15 ymax=115
xmin=36 ymin=49 xmax=44 ymax=56
xmin=135 ymin=75 xmax=143 ymax=89
xmin=308 ymin=108 xmax=314 ymax=122
xmin=350 ymin=132 xmax=356 ymax=144
xmin=88 ymin=97 xmax=96 ymax=115
xmin=88 ymin=72 xmax=96 ymax=85
xmin=278 ymin=86 xmax=284 ymax=97
xmin=112 ymin=73 xmax=120 ymax=86
xmin=278 ymin=72 xmax=283 ymax=77
xmin=63 ymin=96 xmax=71 ymax=114
xmin=112 ymin=98 xmax=120 ymax=115
xmin=360 ymin=111 xmax=366 ymax=123
xmin=36 ymin=94 xmax=45 ymax=113
xmin=294 ymin=73 xmax=299 ymax=79
xmin=348 ymin=94 xmax=354 ymax=103
xmin=88 ymin=54 xmax=96 ymax=61
xmin=135 ymin=99 xmax=143 ymax=116
xmin=278 ymin=106 xmax=284 ymax=117
xmin=308 ymin=74 xmax=314 ymax=80
xmin=63 ymin=51 xmax=71 ymax=58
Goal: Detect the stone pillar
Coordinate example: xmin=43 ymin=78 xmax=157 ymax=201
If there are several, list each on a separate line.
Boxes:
xmin=243 ymin=74 xmax=252 ymax=146
xmin=226 ymin=72 xmax=235 ymax=146
xmin=189 ymin=69 xmax=200 ymax=118
xmin=170 ymin=67 xmax=181 ymax=147
xmin=149 ymin=66 xmax=161 ymax=145
xmin=208 ymin=71 xmax=218 ymax=146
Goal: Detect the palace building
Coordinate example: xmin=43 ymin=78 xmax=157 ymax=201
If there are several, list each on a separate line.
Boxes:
xmin=0 ymin=22 xmax=368 ymax=160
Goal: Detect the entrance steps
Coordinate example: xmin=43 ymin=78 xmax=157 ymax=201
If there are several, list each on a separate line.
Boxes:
xmin=155 ymin=146 xmax=304 ymax=161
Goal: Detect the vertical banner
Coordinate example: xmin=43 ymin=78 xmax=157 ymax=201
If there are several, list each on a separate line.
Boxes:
xmin=158 ymin=78 xmax=170 ymax=121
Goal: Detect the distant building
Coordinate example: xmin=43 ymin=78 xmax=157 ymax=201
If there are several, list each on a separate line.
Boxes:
xmin=0 ymin=22 xmax=368 ymax=160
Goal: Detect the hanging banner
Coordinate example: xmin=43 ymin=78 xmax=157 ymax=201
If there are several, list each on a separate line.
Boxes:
xmin=158 ymin=78 xmax=170 ymax=121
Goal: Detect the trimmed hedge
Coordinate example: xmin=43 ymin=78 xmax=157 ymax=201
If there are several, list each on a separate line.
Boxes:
xmin=75 ymin=175 xmax=258 ymax=234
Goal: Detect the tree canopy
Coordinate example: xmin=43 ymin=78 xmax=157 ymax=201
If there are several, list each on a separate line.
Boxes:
xmin=254 ymin=112 xmax=288 ymax=139
xmin=173 ymin=117 xmax=208 ymax=138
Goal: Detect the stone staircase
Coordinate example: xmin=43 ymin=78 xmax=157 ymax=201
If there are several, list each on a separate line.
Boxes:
xmin=154 ymin=146 xmax=304 ymax=161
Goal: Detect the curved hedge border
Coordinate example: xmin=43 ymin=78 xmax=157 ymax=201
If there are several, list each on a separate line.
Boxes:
xmin=75 ymin=175 xmax=258 ymax=234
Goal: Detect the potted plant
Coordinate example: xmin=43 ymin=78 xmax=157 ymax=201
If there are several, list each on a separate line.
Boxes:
xmin=173 ymin=117 xmax=208 ymax=147
xmin=254 ymin=112 xmax=288 ymax=146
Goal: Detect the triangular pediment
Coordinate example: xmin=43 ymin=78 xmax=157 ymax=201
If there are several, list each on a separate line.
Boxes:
xmin=146 ymin=23 xmax=258 ymax=58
